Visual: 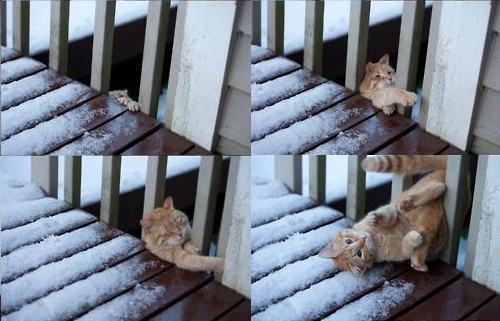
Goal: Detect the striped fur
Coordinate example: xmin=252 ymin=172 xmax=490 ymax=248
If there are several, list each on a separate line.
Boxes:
xmin=362 ymin=155 xmax=447 ymax=175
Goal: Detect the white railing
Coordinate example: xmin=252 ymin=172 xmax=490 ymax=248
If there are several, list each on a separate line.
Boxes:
xmin=30 ymin=155 xmax=250 ymax=297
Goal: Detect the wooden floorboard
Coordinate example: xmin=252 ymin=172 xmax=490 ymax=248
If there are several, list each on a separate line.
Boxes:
xmin=377 ymin=128 xmax=449 ymax=155
xmin=463 ymin=295 xmax=500 ymax=321
xmin=121 ymin=127 xmax=194 ymax=155
xmin=1 ymin=56 xmax=47 ymax=84
xmin=217 ymin=299 xmax=251 ymax=321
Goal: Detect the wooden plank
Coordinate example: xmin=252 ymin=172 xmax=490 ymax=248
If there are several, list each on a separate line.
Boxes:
xmin=192 ymin=156 xmax=223 ymax=255
xmin=345 ymin=0 xmax=370 ymax=91
xmin=267 ymin=0 xmax=284 ymax=55
xmin=472 ymin=88 xmax=500 ymax=149
xmin=237 ymin=0 xmax=251 ymax=36
xmin=395 ymin=0 xmax=425 ymax=117
xmin=13 ymin=1 xmax=30 ymax=55
xmin=227 ymin=31 xmax=251 ymax=93
xmin=465 ymin=295 xmax=500 ymax=321
xmin=304 ymin=0 xmax=324 ymax=74
xmin=252 ymin=0 xmax=261 ymax=46
xmin=218 ymin=86 xmax=250 ymax=149
xmin=150 ymin=282 xmax=244 ymax=321
xmin=217 ymin=135 xmax=250 ymax=156
xmin=90 ymin=0 xmax=116 ymax=94
xmin=346 ymin=155 xmax=366 ymax=221
xmin=142 ymin=156 xmax=168 ymax=226
xmin=64 ymin=156 xmax=82 ymax=207
xmin=482 ymin=28 xmax=500 ymax=91
xmin=439 ymin=144 xmax=464 ymax=155
xmin=251 ymin=56 xmax=301 ymax=84
xmin=275 ymin=155 xmax=302 ymax=194
xmin=1 ymin=69 xmax=73 ymax=111
xmin=309 ymin=155 xmax=326 ymax=203
xmin=138 ymin=0 xmax=170 ymax=117
xmin=217 ymin=299 xmax=250 ymax=321
xmin=0 ymin=1 xmax=6 ymax=46
xmin=1 ymin=57 xmax=46 ymax=84
xmin=31 ymin=156 xmax=58 ymax=197
xmin=100 ymin=156 xmax=121 ymax=227
xmin=440 ymin=155 xmax=469 ymax=265
xmin=121 ymin=128 xmax=194 ymax=155
xmin=398 ymin=277 xmax=495 ymax=320
xmin=185 ymin=145 xmax=213 ymax=155
xmin=49 ymin=0 xmax=70 ymax=74
xmin=251 ymin=45 xmax=276 ymax=64
xmin=1 ymin=47 xmax=22 ymax=63
xmin=377 ymin=128 xmax=449 ymax=155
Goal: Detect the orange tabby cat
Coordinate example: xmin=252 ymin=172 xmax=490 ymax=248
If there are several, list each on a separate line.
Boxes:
xmin=359 ymin=54 xmax=417 ymax=115
xmin=320 ymin=156 xmax=449 ymax=275
xmin=140 ymin=196 xmax=225 ymax=273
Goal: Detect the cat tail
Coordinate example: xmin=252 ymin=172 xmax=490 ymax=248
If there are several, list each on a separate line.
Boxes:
xmin=362 ymin=155 xmax=446 ymax=175
xmin=175 ymin=248 xmax=225 ymax=274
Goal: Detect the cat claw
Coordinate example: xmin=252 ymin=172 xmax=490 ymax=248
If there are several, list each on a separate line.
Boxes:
xmin=383 ymin=105 xmax=395 ymax=115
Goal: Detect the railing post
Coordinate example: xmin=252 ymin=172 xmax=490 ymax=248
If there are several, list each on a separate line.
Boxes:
xmin=64 ymin=156 xmax=81 ymax=207
xmin=13 ymin=0 xmax=30 ymax=55
xmin=275 ymin=155 xmax=302 ymax=194
xmin=309 ymin=155 xmax=326 ymax=203
xmin=1 ymin=0 xmax=6 ymax=46
xmin=31 ymin=156 xmax=58 ymax=198
xmin=391 ymin=174 xmax=413 ymax=203
xmin=143 ymin=156 xmax=168 ymax=229
xmin=304 ymin=0 xmax=324 ymax=74
xmin=346 ymin=155 xmax=366 ymax=221
xmin=216 ymin=156 xmax=250 ymax=298
xmin=90 ymin=0 xmax=116 ymax=94
xmin=267 ymin=0 xmax=284 ymax=55
xmin=345 ymin=0 xmax=370 ymax=92
xmin=49 ymin=0 xmax=70 ymax=74
xmin=395 ymin=0 xmax=425 ymax=117
xmin=440 ymin=155 xmax=470 ymax=265
xmin=138 ymin=0 xmax=171 ymax=117
xmin=192 ymin=156 xmax=223 ymax=255
xmin=252 ymin=0 xmax=261 ymax=46
xmin=100 ymin=156 xmax=121 ymax=227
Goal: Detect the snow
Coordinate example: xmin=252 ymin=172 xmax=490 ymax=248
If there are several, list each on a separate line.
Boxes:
xmin=251 ymin=255 xmax=338 ymax=314
xmin=1 ymin=209 xmax=96 ymax=255
xmin=252 ymin=205 xmax=343 ymax=252
xmin=251 ymin=82 xmax=350 ymax=141
xmin=52 ymin=130 xmax=115 ymax=155
xmin=1 ymin=57 xmax=45 ymax=83
xmin=323 ymin=280 xmax=415 ymax=321
xmin=75 ymin=283 xmax=167 ymax=321
xmin=2 ymin=254 xmax=165 ymax=321
xmin=251 ymin=193 xmax=316 ymax=227
xmin=1 ymin=82 xmax=95 ymax=140
xmin=252 ymin=219 xmax=351 ymax=281
xmin=1 ymin=46 xmax=20 ymax=62
xmin=1 ymin=234 xmax=143 ymax=314
xmin=307 ymin=130 xmax=370 ymax=155
xmin=252 ymin=264 xmax=393 ymax=321
xmin=252 ymin=105 xmax=364 ymax=154
xmin=1 ymin=221 xmax=117 ymax=282
xmin=252 ymin=179 xmax=291 ymax=199
xmin=0 ymin=179 xmax=45 ymax=204
xmin=252 ymin=56 xmax=300 ymax=84
xmin=1 ymin=197 xmax=71 ymax=230
xmin=251 ymin=69 xmax=325 ymax=111
xmin=251 ymin=45 xmax=276 ymax=64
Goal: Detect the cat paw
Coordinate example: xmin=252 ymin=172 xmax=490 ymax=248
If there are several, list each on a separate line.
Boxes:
xmin=383 ymin=105 xmax=395 ymax=115
xmin=127 ymin=101 xmax=141 ymax=112
xmin=397 ymin=197 xmax=415 ymax=213
xmin=406 ymin=231 xmax=423 ymax=247
xmin=403 ymin=92 xmax=417 ymax=106
xmin=367 ymin=212 xmax=382 ymax=226
xmin=411 ymin=262 xmax=428 ymax=272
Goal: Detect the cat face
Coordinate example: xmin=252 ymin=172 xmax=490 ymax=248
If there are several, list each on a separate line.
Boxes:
xmin=319 ymin=229 xmax=374 ymax=276
xmin=364 ymin=54 xmax=395 ymax=90
xmin=140 ymin=196 xmax=191 ymax=248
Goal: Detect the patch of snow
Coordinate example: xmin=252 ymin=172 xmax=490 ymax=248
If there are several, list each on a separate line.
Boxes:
xmin=1 ymin=47 xmax=20 ymax=62
xmin=251 ymin=82 xmax=349 ymax=141
xmin=252 ymin=56 xmax=300 ymax=84
xmin=323 ymin=280 xmax=415 ymax=321
xmin=0 ymin=180 xmax=45 ymax=204
xmin=251 ymin=193 xmax=316 ymax=227
xmin=1 ymin=234 xmax=143 ymax=314
xmin=52 ymin=130 xmax=115 ymax=155
xmin=251 ymin=45 xmax=275 ymax=64
xmin=1 ymin=57 xmax=45 ymax=83
xmin=251 ymin=255 xmax=338 ymax=314
xmin=252 ymin=178 xmax=290 ymax=199
xmin=307 ymin=130 xmax=370 ymax=155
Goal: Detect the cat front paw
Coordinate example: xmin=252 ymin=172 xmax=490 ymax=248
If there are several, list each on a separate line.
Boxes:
xmin=411 ymin=262 xmax=428 ymax=272
xmin=367 ymin=212 xmax=382 ymax=226
xmin=403 ymin=92 xmax=417 ymax=107
xmin=383 ymin=105 xmax=395 ymax=115
xmin=397 ymin=197 xmax=415 ymax=213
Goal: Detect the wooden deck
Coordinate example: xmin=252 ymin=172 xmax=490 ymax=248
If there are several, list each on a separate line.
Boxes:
xmin=0 ymin=46 xmax=210 ymax=156
xmin=1 ymin=181 xmax=248 ymax=320
xmin=251 ymin=45 xmax=462 ymax=155
xmin=251 ymin=179 xmax=499 ymax=321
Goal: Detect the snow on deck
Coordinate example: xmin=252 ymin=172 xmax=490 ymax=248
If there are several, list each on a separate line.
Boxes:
xmin=251 ymin=193 xmax=316 ymax=227
xmin=252 ymin=56 xmax=300 ymax=84
xmin=307 ymin=130 xmax=371 ymax=155
xmin=1 ymin=57 xmax=46 ymax=83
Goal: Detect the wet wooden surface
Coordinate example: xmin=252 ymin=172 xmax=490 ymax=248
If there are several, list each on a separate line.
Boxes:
xmin=251 ymin=45 xmax=463 ymax=155
xmin=1 ymin=195 xmax=248 ymax=320
xmin=0 ymin=47 xmax=211 ymax=156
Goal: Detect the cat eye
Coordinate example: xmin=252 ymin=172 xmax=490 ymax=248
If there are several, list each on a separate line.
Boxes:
xmin=357 ymin=250 xmax=362 ymax=258
xmin=345 ymin=239 xmax=353 ymax=244
xmin=375 ymin=75 xmax=381 ymax=78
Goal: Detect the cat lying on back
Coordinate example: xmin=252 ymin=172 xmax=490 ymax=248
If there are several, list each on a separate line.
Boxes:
xmin=109 ymin=90 xmax=140 ymax=112
xmin=360 ymin=54 xmax=417 ymax=115
xmin=320 ymin=156 xmax=451 ymax=275
xmin=141 ymin=196 xmax=225 ymax=273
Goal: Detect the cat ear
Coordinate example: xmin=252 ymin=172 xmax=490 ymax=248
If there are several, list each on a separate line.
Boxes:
xmin=163 ymin=196 xmax=174 ymax=210
xmin=319 ymin=243 xmax=338 ymax=259
xmin=378 ymin=54 xmax=389 ymax=65
xmin=140 ymin=217 xmax=152 ymax=228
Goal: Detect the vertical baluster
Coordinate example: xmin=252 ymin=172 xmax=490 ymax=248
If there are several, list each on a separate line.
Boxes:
xmin=90 ymin=0 xmax=116 ymax=94
xmin=345 ymin=0 xmax=370 ymax=91
xmin=309 ymin=155 xmax=326 ymax=203
xmin=143 ymin=156 xmax=168 ymax=223
xmin=395 ymin=0 xmax=425 ymax=117
xmin=275 ymin=155 xmax=302 ymax=194
xmin=100 ymin=156 xmax=121 ymax=227
xmin=13 ymin=0 xmax=30 ymax=55
xmin=1 ymin=0 xmax=6 ymax=46
xmin=346 ymin=155 xmax=366 ymax=221
xmin=267 ymin=0 xmax=284 ymax=54
xmin=64 ymin=156 xmax=81 ymax=207
xmin=440 ymin=155 xmax=470 ymax=265
xmin=304 ymin=0 xmax=324 ymax=74
xmin=49 ymin=0 xmax=70 ymax=74
xmin=391 ymin=174 xmax=413 ymax=202
xmin=192 ymin=156 xmax=223 ymax=255
xmin=31 ymin=156 xmax=58 ymax=198
xmin=252 ymin=0 xmax=261 ymax=45
xmin=138 ymin=0 xmax=171 ymax=117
